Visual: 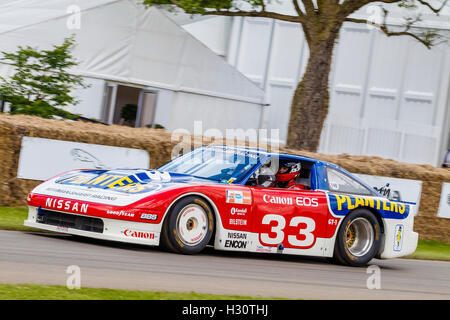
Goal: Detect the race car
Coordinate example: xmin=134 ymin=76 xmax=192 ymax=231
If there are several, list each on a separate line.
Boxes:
xmin=24 ymin=145 xmax=418 ymax=267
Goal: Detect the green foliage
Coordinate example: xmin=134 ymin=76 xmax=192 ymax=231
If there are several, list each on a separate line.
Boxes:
xmin=144 ymin=0 xmax=246 ymax=14
xmin=7 ymin=99 xmax=79 ymax=119
xmin=405 ymin=240 xmax=450 ymax=261
xmin=145 ymin=123 xmax=166 ymax=129
xmin=398 ymin=0 xmax=419 ymax=9
xmin=120 ymin=103 xmax=138 ymax=122
xmin=0 ymin=36 xmax=89 ymax=119
xmin=0 ymin=283 xmax=278 ymax=300
xmin=153 ymin=123 xmax=166 ymax=129
xmin=0 ymin=206 xmax=36 ymax=232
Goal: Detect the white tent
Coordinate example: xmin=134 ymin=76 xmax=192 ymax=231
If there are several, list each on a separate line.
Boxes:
xmin=0 ymin=0 xmax=265 ymax=134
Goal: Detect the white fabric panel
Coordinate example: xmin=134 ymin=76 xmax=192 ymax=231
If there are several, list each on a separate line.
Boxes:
xmin=70 ymin=78 xmax=106 ymax=120
xmin=365 ymin=128 xmax=402 ymax=158
xmin=364 ymin=33 xmax=407 ymax=121
xmin=269 ymin=22 xmax=304 ymax=82
xmin=327 ymin=124 xmax=365 ymax=155
xmin=169 ymin=92 xmax=262 ymax=138
xmin=149 ymin=87 xmax=174 ymax=129
xmin=265 ymin=84 xmax=294 ymax=143
xmin=0 ymin=0 xmax=114 ymax=34
xmin=402 ymin=133 xmax=438 ymax=164
xmin=399 ymin=39 xmax=445 ymax=126
xmin=236 ymin=18 xmax=272 ymax=82
xmin=330 ymin=26 xmax=372 ymax=118
xmin=182 ymin=16 xmax=231 ymax=56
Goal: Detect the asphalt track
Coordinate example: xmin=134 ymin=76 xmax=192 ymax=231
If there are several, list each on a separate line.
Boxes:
xmin=0 ymin=230 xmax=449 ymax=300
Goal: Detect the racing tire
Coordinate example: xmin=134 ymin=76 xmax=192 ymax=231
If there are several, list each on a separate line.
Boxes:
xmin=333 ymin=208 xmax=381 ymax=267
xmin=161 ymin=196 xmax=215 ymax=255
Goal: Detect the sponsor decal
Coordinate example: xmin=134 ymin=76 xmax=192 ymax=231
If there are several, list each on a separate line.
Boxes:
xmin=227 ymin=232 xmax=247 ymax=240
xmin=230 ymin=207 xmax=247 ymax=216
xmin=263 ymin=194 xmax=292 ymax=205
xmin=224 ymin=178 xmax=237 ymax=184
xmin=106 ymin=210 xmax=135 ymax=218
xmin=393 ymin=224 xmax=404 ymax=252
xmin=328 ymin=218 xmax=339 ymax=226
xmin=328 ymin=194 xmax=410 ymax=219
xmin=225 ymin=239 xmax=247 ymax=249
xmin=123 ymin=229 xmax=155 ymax=240
xmin=71 ymin=148 xmax=108 ymax=169
xmin=226 ymin=190 xmax=252 ymax=205
xmin=45 ymin=187 xmax=118 ymax=202
xmin=263 ymin=194 xmax=319 ymax=207
xmin=57 ymin=172 xmax=162 ymax=194
xmin=145 ymin=171 xmax=171 ymax=182
xmin=45 ymin=198 xmax=89 ymax=213
xmin=229 ymin=218 xmax=247 ymax=226
xmin=295 ymin=197 xmax=319 ymax=207
xmin=256 ymin=245 xmax=273 ymax=253
xmin=224 ymin=232 xmax=248 ymax=249
xmin=437 ymin=183 xmax=450 ymax=219
xmin=56 ymin=226 xmax=69 ymax=232
xmin=140 ymin=213 xmax=158 ymax=221
xmin=190 ymin=233 xmax=204 ymax=243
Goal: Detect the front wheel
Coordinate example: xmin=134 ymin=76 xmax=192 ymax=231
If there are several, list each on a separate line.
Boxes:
xmin=161 ymin=196 xmax=215 ymax=254
xmin=333 ymin=208 xmax=381 ymax=267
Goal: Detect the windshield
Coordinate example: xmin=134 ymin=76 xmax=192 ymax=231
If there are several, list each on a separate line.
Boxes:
xmin=158 ymin=147 xmax=263 ymax=183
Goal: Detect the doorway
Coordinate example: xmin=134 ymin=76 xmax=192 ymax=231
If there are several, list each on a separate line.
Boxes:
xmin=101 ymin=83 xmax=158 ymax=128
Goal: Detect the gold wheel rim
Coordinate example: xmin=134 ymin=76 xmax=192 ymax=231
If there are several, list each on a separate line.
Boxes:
xmin=344 ymin=217 xmax=374 ymax=257
xmin=346 ymin=224 xmax=356 ymax=248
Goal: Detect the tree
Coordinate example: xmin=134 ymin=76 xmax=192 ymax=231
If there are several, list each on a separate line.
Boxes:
xmin=143 ymin=0 xmax=448 ymax=151
xmin=0 ymin=36 xmax=89 ymax=119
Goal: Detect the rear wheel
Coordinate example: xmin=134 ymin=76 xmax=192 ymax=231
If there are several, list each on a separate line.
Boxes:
xmin=333 ymin=208 xmax=381 ymax=267
xmin=161 ymin=196 xmax=215 ymax=254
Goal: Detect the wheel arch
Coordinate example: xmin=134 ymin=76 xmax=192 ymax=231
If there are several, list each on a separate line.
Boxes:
xmin=357 ymin=206 xmax=385 ymax=234
xmin=160 ymin=192 xmax=223 ymax=236
xmin=346 ymin=205 xmax=386 ymax=258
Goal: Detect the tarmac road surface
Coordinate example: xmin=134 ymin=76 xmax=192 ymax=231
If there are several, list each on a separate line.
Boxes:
xmin=0 ymin=230 xmax=449 ymax=300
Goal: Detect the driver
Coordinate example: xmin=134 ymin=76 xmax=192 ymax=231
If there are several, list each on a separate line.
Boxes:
xmin=274 ymin=162 xmax=307 ymax=190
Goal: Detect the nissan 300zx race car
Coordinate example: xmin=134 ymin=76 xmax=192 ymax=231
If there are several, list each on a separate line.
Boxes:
xmin=24 ymin=145 xmax=418 ymax=267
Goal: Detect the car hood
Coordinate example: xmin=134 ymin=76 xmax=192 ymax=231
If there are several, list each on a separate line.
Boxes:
xmin=31 ymin=169 xmax=217 ymax=206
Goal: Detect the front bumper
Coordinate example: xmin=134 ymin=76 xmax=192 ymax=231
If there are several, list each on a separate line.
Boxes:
xmin=24 ymin=206 xmax=161 ymax=246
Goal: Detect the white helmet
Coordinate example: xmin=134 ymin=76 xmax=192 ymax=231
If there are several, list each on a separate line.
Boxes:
xmin=256 ymin=166 xmax=276 ymax=188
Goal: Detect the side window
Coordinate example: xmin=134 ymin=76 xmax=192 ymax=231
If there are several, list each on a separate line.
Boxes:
xmin=326 ymin=167 xmax=373 ymax=196
xmin=245 ymin=158 xmax=277 ymax=188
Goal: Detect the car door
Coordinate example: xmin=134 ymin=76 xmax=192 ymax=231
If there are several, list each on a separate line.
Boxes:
xmin=250 ymin=185 xmax=329 ymax=252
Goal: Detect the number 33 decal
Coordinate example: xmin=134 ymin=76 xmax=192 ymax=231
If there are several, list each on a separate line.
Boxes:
xmin=260 ymin=214 xmax=316 ymax=247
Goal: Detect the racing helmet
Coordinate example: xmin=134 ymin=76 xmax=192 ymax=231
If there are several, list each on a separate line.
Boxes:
xmin=276 ymin=162 xmax=301 ymax=183
xmin=256 ymin=166 xmax=276 ymax=188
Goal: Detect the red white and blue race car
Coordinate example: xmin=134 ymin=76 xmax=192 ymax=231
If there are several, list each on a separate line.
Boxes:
xmin=24 ymin=145 xmax=418 ymax=267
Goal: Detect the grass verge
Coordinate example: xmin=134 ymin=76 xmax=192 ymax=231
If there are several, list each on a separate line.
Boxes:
xmin=0 ymin=206 xmax=35 ymax=232
xmin=403 ymin=239 xmax=450 ymax=261
xmin=0 ymin=206 xmax=449 ymax=261
xmin=0 ymin=283 xmax=275 ymax=300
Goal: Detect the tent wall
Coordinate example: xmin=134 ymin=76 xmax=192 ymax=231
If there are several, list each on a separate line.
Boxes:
xmin=71 ymin=78 xmax=106 ymax=121
xmin=169 ymin=92 xmax=263 ymax=137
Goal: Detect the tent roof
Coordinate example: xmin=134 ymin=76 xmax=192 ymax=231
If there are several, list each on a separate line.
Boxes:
xmin=0 ymin=0 xmax=265 ymax=104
